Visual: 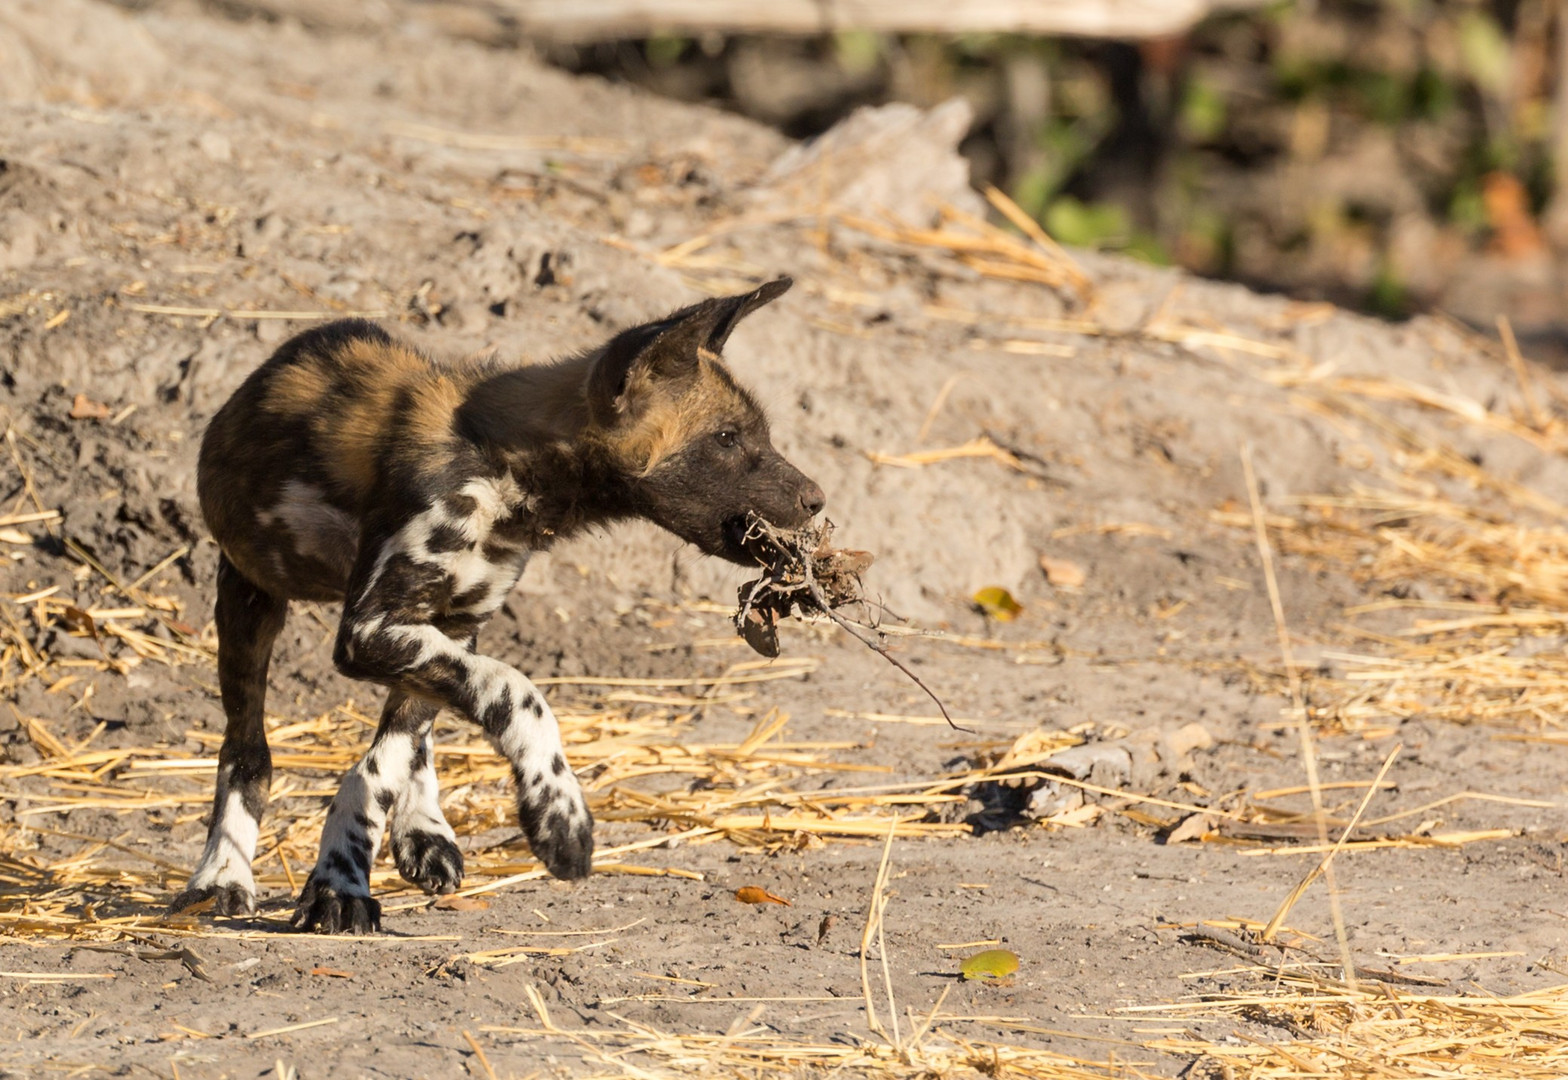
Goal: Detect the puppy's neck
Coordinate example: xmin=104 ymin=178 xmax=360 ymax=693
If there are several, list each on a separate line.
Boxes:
xmin=456 ymin=350 xmax=600 ymax=450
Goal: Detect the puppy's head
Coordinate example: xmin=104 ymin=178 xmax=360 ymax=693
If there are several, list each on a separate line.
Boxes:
xmin=585 ymin=278 xmax=824 ymax=563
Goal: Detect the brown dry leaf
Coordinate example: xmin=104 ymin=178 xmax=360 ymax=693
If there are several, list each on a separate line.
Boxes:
xmin=738 ymin=604 xmax=780 ymax=659
xmin=60 ymin=606 xmax=99 ymax=641
xmin=1038 ymin=555 xmax=1086 ymax=588
xmin=309 ymin=966 xmax=354 ymax=979
xmin=432 ymin=895 xmax=490 ymax=912
xmin=68 ymin=393 xmax=112 ymax=421
xmin=735 ymin=886 xmax=791 ymax=907
xmin=972 ymin=586 xmax=1022 ymax=621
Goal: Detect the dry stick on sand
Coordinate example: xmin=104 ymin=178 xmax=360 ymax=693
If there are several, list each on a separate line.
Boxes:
xmin=1264 ymin=743 xmax=1402 ymax=956
xmin=859 ymin=819 xmax=900 ymax=1045
xmin=734 ymin=516 xmax=967 ymax=731
xmin=460 ymin=1030 xmax=500 ymax=1080
xmin=1241 ymin=444 xmax=1356 ymax=987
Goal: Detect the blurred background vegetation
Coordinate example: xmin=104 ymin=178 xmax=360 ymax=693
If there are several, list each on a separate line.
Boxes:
xmin=541 ymin=0 xmax=1568 ymax=339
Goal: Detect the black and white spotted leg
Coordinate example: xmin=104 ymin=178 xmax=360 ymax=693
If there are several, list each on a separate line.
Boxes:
xmin=384 ymin=694 xmax=464 ymax=895
xmin=463 ymin=648 xmax=593 ymax=880
xmin=337 ymin=591 xmax=591 ymax=884
xmin=292 ymin=728 xmax=408 ymax=933
xmin=170 ymin=555 xmax=288 ymax=917
xmin=344 ymin=619 xmax=593 ymax=879
xmin=332 ymin=508 xmax=594 ymax=885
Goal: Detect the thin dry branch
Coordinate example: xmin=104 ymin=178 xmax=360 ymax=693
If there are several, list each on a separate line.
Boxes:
xmin=733 ymin=517 xmax=964 ymax=730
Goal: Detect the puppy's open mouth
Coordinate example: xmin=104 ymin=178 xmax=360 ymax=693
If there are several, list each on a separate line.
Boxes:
xmin=722 ymin=515 xmax=762 ymax=562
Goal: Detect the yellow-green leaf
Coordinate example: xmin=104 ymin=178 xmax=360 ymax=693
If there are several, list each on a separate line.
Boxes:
xmin=960 ymin=948 xmax=1019 ymax=982
xmin=972 ymin=587 xmax=1022 ymax=621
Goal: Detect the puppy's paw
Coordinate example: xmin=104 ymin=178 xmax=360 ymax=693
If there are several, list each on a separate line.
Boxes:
xmin=168 ymin=881 xmax=257 ymax=917
xmin=391 ymin=829 xmax=464 ymax=895
xmin=291 ymin=873 xmax=381 ymax=934
xmin=518 ymin=781 xmax=594 ymax=881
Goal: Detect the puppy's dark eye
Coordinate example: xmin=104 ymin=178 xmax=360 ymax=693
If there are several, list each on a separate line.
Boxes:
xmin=714 ymin=429 xmax=738 ymax=448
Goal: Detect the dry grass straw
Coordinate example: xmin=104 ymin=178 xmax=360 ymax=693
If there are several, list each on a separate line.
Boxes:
xmin=1260 ymin=742 xmax=1399 ymax=963
xmin=1228 ymin=469 xmax=1568 ymax=735
xmin=865 ymin=435 xmax=1033 ymax=472
xmin=859 ymin=820 xmax=901 ymax=1045
xmin=1239 ymin=443 xmax=1347 ymax=961
xmin=489 ymin=979 xmax=1144 ymax=1080
xmin=478 ymin=844 xmax=1149 ymax=1080
xmin=648 ymin=183 xmax=1094 ymax=309
xmin=833 ymin=200 xmax=1093 ymax=301
xmin=1137 ymin=969 xmax=1568 ymax=1079
xmin=0 ymin=635 xmax=1093 ymax=950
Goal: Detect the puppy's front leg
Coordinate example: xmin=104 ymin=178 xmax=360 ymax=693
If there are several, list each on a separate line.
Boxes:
xmin=387 ymin=709 xmax=464 ymax=898
xmin=340 ymin=620 xmax=593 ymax=880
xmin=293 ymin=531 xmax=591 ymax=932
xmin=292 ymin=691 xmax=451 ymax=933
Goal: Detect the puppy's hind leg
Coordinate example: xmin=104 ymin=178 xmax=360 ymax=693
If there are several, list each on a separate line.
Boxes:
xmin=170 ymin=555 xmax=287 ymax=916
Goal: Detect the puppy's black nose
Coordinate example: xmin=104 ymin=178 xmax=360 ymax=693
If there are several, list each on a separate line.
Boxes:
xmin=799 ymin=480 xmax=825 ymax=517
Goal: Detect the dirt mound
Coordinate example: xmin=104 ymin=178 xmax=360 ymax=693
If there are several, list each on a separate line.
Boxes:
xmin=2 ymin=2 xmax=1566 ymax=1077
xmin=0 ymin=0 xmax=169 ymax=105
xmin=4 ymin=0 xmax=1555 ymax=619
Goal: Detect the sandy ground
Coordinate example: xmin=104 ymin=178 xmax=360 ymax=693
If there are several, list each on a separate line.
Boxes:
xmin=1 ymin=2 xmax=1566 ymax=1077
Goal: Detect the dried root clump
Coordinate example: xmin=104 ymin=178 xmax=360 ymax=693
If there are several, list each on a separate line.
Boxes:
xmin=734 ymin=517 xmax=872 ymax=658
xmin=732 ymin=516 xmax=962 ymax=730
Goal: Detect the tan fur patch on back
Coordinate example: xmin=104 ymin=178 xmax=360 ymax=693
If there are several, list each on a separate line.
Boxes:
xmin=314 ymin=340 xmax=435 ymax=497
xmin=406 ymin=378 xmax=465 ymax=466
xmin=263 ymin=361 xmax=332 ymax=418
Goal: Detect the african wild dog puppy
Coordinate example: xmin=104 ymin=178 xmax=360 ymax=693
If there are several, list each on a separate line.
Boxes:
xmin=170 ymin=278 xmax=824 ymax=933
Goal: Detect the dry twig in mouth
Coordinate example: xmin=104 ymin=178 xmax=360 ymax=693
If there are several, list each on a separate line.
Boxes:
xmin=733 ymin=517 xmax=965 ymax=731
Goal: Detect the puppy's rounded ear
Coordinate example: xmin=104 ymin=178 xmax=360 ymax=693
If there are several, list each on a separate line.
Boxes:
xmin=586 ymin=319 xmax=673 ymax=423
